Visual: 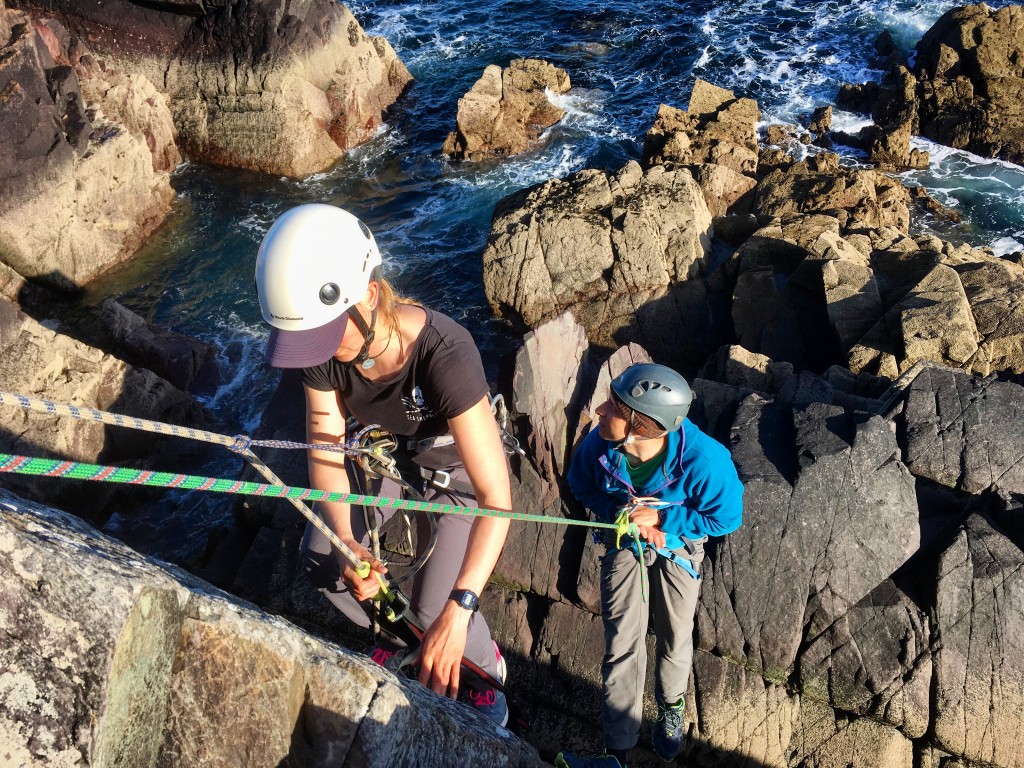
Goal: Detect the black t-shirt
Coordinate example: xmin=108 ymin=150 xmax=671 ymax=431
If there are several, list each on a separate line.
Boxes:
xmin=301 ymin=308 xmax=489 ymax=439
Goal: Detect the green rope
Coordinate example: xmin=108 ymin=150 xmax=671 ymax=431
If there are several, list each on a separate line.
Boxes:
xmin=614 ymin=506 xmax=649 ymax=603
xmin=0 ymin=453 xmax=636 ymax=538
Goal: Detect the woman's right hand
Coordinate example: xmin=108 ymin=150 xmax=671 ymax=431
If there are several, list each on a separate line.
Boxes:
xmin=339 ymin=540 xmax=389 ymax=602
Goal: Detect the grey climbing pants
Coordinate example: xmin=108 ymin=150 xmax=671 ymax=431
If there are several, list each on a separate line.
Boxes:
xmin=299 ymin=460 xmax=500 ymax=682
xmin=600 ymin=542 xmax=705 ymax=751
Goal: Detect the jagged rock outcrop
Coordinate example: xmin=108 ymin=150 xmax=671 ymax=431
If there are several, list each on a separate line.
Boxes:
xmin=835 ymin=65 xmax=930 ymax=171
xmin=915 ymin=4 xmax=1024 ymax=165
xmin=482 ymin=159 xmax=714 ymax=370
xmin=726 ymin=215 xmax=1024 ymax=377
xmin=14 ymin=0 xmax=413 ymax=177
xmin=641 ymin=79 xmax=760 ymax=216
xmin=838 ymin=4 xmax=1023 ymax=166
xmin=753 ymin=152 xmax=911 ymax=232
xmin=0 ymin=295 xmax=217 ymax=521
xmin=0 ymin=491 xmax=543 ymax=768
xmin=99 ymin=299 xmax=220 ymax=395
xmin=0 ymin=6 xmax=175 ymax=289
xmin=442 ymin=58 xmax=570 ymax=161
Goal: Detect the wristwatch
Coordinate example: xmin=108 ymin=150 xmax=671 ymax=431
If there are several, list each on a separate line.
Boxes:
xmin=449 ymin=588 xmax=480 ymax=612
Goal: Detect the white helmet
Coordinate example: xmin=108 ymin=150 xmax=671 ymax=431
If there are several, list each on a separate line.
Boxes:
xmin=255 ymin=204 xmax=382 ymax=368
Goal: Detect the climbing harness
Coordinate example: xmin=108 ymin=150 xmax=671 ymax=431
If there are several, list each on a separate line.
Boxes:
xmin=611 ymin=497 xmax=704 ymax=604
xmin=344 ymin=420 xmax=438 ymax=586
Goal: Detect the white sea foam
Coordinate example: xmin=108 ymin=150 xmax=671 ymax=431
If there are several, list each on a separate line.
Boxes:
xmin=236 ymin=201 xmax=279 ymax=237
xmin=546 ymin=86 xmax=631 ymax=142
xmin=197 ymin=313 xmax=278 ymax=432
xmin=992 ymin=237 xmax=1024 ymax=257
xmin=769 ymin=60 xmax=795 ymax=83
xmin=693 ymin=45 xmax=711 ymax=70
xmin=912 ymin=137 xmax=1024 ymax=175
xmin=434 ymin=32 xmax=470 ymax=60
xmin=346 ymin=123 xmax=404 ymax=170
xmin=831 ymin=110 xmax=874 ymax=134
xmin=443 ymin=141 xmax=587 ymax=197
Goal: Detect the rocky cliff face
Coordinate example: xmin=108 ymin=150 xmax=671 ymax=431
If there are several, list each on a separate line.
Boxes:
xmin=0 ymin=4 xmax=175 ymax=289
xmin=479 ymin=316 xmax=1024 ymax=768
xmin=914 ymin=3 xmax=1024 ymax=165
xmin=0 ymin=0 xmax=412 ymax=291
xmin=4 ymin=11 xmax=1024 ymax=767
xmin=0 ymin=294 xmax=218 ymax=523
xmin=13 ymin=0 xmax=413 ymax=177
xmin=194 ymin=74 xmax=1024 ymax=767
xmin=0 ymin=491 xmax=543 ymax=768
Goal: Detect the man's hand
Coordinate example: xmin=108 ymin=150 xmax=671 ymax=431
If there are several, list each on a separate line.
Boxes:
xmin=629 ymin=503 xmax=667 ymax=549
xmin=417 ymin=600 xmax=472 ymax=698
xmin=339 ymin=540 xmax=388 ymax=602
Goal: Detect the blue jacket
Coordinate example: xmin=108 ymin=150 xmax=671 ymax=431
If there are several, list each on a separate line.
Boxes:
xmin=567 ymin=419 xmax=744 ymax=552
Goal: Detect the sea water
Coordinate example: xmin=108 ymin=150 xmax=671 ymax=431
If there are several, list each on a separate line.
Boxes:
xmin=86 ymin=0 xmax=1023 ymax=561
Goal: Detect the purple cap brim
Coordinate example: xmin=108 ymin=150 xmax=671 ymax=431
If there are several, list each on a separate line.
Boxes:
xmin=265 ymin=313 xmax=348 ymax=368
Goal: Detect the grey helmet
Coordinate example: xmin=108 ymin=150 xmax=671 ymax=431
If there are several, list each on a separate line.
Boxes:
xmin=610 ymin=363 xmax=692 ymax=432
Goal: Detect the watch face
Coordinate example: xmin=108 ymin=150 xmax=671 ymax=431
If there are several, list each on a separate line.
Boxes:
xmin=451 ymin=589 xmax=478 ymax=610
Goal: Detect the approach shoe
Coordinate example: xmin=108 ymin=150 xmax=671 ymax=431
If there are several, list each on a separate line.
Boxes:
xmin=468 ymin=641 xmax=509 ymax=727
xmin=554 ymin=751 xmax=625 ymax=768
xmin=652 ymin=697 xmax=685 ymax=761
xmin=369 ymin=644 xmax=410 ymax=674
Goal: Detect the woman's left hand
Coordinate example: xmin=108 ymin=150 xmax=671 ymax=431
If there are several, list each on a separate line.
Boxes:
xmin=417 ymin=601 xmax=472 ymax=698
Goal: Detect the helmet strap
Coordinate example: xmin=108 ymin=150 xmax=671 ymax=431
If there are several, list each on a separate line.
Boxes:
xmin=614 ymin=418 xmax=635 ymax=451
xmin=347 ymin=303 xmax=379 ymax=370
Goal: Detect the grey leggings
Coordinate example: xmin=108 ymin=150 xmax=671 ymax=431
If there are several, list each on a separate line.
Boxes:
xmin=299 ymin=461 xmax=500 ymax=682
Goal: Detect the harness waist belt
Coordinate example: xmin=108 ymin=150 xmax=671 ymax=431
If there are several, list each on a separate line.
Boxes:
xmin=399 ymin=434 xmax=455 ymax=453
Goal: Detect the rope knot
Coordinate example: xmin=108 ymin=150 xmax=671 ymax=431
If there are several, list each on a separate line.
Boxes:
xmin=229 ymin=435 xmax=253 ymax=454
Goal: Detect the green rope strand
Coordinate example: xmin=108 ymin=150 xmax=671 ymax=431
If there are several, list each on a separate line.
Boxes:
xmin=0 ymin=452 xmax=635 ymax=537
